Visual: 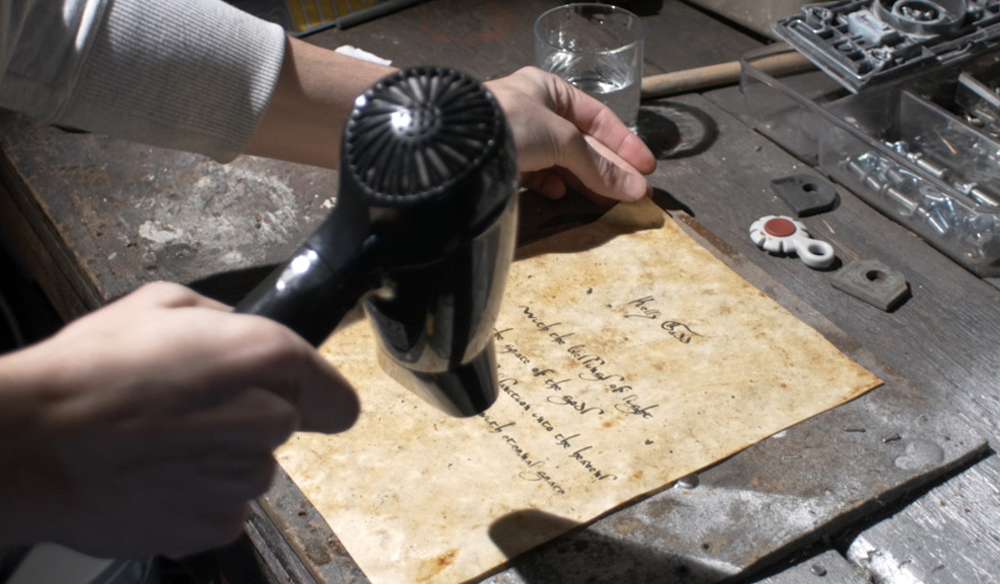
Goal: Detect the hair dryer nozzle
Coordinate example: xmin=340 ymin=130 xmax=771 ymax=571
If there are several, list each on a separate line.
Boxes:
xmin=346 ymin=67 xmax=503 ymax=203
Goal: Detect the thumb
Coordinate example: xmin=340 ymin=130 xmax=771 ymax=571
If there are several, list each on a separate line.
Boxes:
xmin=291 ymin=350 xmax=361 ymax=433
xmin=219 ymin=316 xmax=361 ymax=434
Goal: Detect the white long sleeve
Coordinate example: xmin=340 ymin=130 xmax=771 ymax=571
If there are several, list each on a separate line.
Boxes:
xmin=0 ymin=0 xmax=286 ymax=162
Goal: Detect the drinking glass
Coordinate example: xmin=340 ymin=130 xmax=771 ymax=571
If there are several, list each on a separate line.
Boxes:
xmin=534 ymin=3 xmax=645 ymax=130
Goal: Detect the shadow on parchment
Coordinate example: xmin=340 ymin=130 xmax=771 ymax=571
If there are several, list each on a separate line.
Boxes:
xmin=188 ymin=188 xmax=625 ymax=304
xmin=487 ymin=509 xmax=729 ymax=584
xmin=193 ymin=185 xmax=696 ymax=302
xmin=515 ymin=189 xmax=607 ymax=249
xmin=514 ymin=196 xmax=666 ymax=262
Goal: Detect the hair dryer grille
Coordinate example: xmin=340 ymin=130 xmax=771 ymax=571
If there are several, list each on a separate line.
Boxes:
xmin=346 ymin=67 xmax=503 ymax=203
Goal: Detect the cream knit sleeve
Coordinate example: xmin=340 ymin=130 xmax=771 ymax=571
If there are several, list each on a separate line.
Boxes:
xmin=0 ymin=0 xmax=286 ymax=162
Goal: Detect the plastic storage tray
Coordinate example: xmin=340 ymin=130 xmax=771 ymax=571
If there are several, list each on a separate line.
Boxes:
xmin=741 ymin=42 xmax=1000 ymax=277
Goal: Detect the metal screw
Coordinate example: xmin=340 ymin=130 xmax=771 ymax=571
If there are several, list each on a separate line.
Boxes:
xmin=886 ymin=186 xmax=919 ymax=215
xmin=960 ymin=183 xmax=1000 ymax=207
xmin=909 ymin=152 xmax=952 ymax=180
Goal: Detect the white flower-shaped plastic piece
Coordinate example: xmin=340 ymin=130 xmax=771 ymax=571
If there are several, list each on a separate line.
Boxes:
xmin=749 ymin=215 xmax=835 ymax=269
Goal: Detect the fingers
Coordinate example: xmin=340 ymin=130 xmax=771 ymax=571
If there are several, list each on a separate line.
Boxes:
xmin=523 ymin=124 xmax=649 ymax=205
xmin=151 ymin=387 xmax=302 ymax=457
xmin=558 ymin=120 xmax=651 ymax=203
xmin=200 ymin=316 xmax=361 ymax=434
xmin=546 ymin=71 xmax=656 ymax=176
xmin=56 ymin=283 xmax=361 ymax=436
xmin=543 ymin=75 xmax=654 ymax=203
xmin=271 ymin=339 xmax=360 ymax=434
xmin=137 ymin=283 xmax=361 ymax=433
xmin=488 ymin=67 xmax=656 ymax=204
xmin=109 ymin=281 xmax=232 ymax=312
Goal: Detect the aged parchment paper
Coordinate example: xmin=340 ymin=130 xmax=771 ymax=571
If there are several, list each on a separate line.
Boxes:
xmin=276 ymin=198 xmax=882 ymax=584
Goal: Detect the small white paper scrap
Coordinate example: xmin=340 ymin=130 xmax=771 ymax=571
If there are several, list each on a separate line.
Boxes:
xmin=335 ymin=45 xmax=393 ymax=66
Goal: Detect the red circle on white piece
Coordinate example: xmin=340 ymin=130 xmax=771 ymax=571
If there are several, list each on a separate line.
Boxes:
xmin=763 ymin=217 xmax=797 ymax=237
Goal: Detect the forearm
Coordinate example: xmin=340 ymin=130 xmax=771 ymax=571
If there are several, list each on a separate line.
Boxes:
xmin=244 ymin=37 xmax=397 ymax=169
xmin=1 ymin=0 xmax=288 ymax=163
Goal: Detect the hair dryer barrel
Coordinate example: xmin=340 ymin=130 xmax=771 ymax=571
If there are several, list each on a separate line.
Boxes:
xmin=236 ymin=67 xmax=519 ymax=416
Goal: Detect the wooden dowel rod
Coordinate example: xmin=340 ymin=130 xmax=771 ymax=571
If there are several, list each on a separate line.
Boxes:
xmin=640 ymin=51 xmax=814 ymax=99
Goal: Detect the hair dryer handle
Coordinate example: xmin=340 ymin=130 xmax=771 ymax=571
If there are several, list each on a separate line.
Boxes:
xmin=234 ymin=214 xmax=380 ymax=347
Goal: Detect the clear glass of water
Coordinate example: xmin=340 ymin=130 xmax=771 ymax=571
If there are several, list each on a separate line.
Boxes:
xmin=534 ymin=3 xmax=644 ymax=131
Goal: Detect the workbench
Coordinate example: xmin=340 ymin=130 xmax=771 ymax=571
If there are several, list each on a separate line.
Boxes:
xmin=2 ymin=1 xmax=999 ymax=582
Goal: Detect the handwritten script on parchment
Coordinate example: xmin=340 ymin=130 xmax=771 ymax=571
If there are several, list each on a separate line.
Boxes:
xmin=276 ymin=198 xmax=882 ymax=584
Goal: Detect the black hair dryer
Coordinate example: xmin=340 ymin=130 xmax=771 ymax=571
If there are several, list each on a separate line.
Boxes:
xmin=236 ymin=67 xmax=519 ymax=417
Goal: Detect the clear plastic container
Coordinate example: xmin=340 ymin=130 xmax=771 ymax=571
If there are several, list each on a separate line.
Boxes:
xmin=741 ymin=43 xmax=1000 ymax=276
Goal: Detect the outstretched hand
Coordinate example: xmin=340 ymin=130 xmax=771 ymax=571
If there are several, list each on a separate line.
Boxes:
xmin=486 ymin=66 xmax=657 ymax=205
xmin=0 ymin=282 xmax=359 ymax=558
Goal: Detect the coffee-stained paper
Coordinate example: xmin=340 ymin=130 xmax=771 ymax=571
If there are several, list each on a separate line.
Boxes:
xmin=277 ymin=198 xmax=882 ymax=584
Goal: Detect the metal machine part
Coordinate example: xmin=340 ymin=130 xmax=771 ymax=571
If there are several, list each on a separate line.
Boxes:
xmin=875 ymin=0 xmax=969 ymax=35
xmin=236 ymin=67 xmax=520 ymax=417
xmin=773 ymin=0 xmax=1000 ymax=92
xmin=832 ymin=258 xmax=910 ymax=310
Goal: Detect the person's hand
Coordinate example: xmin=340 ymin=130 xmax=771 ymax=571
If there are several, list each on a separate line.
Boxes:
xmin=485 ymin=66 xmax=657 ymax=205
xmin=0 ymin=282 xmax=359 ymax=558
